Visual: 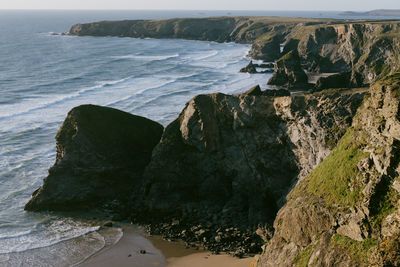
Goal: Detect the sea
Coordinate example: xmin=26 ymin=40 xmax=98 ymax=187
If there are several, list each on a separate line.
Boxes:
xmin=0 ymin=9 xmax=398 ymax=266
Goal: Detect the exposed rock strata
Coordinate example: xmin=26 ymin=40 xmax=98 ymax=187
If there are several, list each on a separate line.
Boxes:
xmin=256 ymin=74 xmax=400 ymax=266
xmin=25 ymin=105 xmax=163 ymax=211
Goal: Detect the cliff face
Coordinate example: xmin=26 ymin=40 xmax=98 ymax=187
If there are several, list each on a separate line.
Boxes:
xmin=256 ymin=74 xmax=400 ymax=267
xmin=286 ymin=23 xmax=400 ymax=86
xmin=130 ymin=88 xmax=365 ymax=253
xmin=25 ymin=105 xmax=163 ymax=212
xmin=24 ymin=88 xmax=365 ymax=255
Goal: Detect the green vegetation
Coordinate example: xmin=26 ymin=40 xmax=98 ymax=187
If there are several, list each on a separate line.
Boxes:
xmin=255 ymin=33 xmax=275 ymax=42
xmin=305 ymin=127 xmax=369 ymax=209
xmin=369 ymin=177 xmax=399 ymax=229
xmin=277 ymin=50 xmax=296 ymax=62
xmin=331 ymin=234 xmax=377 ymax=264
xmin=373 ymin=63 xmax=391 ymax=78
xmin=379 ymin=237 xmax=400 ymax=266
xmin=292 ymin=246 xmax=313 ymax=267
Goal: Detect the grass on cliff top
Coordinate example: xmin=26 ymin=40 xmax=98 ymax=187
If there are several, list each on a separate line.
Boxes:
xmin=331 ymin=234 xmax=377 ymax=265
xmin=297 ymin=127 xmax=369 ymax=209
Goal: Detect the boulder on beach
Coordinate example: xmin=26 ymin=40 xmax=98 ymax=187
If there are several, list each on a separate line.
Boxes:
xmin=25 ymin=104 xmax=163 ymax=212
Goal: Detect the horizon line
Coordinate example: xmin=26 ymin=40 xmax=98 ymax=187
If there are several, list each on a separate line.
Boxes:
xmin=0 ymin=8 xmax=369 ymax=12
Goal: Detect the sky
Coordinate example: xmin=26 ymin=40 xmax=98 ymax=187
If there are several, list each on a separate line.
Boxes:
xmin=0 ymin=0 xmax=399 ymax=11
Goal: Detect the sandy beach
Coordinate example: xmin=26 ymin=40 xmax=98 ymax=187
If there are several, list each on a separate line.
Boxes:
xmin=79 ymin=225 xmax=254 ymax=267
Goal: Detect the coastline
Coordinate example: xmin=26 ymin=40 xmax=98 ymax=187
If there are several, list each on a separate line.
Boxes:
xmin=78 ymin=225 xmax=253 ymax=267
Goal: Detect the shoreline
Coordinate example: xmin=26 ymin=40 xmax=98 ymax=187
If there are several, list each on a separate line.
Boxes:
xmin=78 ymin=225 xmax=254 ymax=267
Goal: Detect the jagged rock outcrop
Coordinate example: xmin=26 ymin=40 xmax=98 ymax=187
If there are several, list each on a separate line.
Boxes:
xmin=256 ymin=73 xmax=400 ymax=267
xmin=268 ymin=51 xmax=309 ymax=88
xmin=314 ymin=72 xmax=351 ymax=91
xmin=240 ymin=61 xmax=258 ymax=73
xmin=25 ymin=105 xmax=163 ymax=212
xmin=286 ymin=23 xmax=400 ymax=86
xmin=243 ymin=85 xmax=263 ymax=96
xmin=250 ymin=33 xmax=283 ymax=61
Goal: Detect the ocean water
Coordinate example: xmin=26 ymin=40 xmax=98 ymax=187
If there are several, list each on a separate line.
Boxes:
xmin=0 ymin=9 xmax=396 ymax=265
xmin=0 ymin=10 xmax=274 ymax=263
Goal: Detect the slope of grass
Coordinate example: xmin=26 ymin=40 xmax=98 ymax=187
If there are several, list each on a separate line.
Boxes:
xmin=304 ymin=127 xmax=369 ymax=209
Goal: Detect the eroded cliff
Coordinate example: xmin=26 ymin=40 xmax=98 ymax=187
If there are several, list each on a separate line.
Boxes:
xmin=256 ymin=73 xmax=400 ymax=266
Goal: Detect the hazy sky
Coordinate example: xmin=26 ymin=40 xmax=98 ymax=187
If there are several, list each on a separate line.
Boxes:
xmin=0 ymin=0 xmax=399 ymax=11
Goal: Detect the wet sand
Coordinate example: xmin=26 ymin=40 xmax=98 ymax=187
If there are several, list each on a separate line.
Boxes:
xmin=167 ymin=252 xmax=254 ymax=267
xmin=79 ymin=225 xmax=254 ymax=267
xmin=79 ymin=227 xmax=165 ymax=267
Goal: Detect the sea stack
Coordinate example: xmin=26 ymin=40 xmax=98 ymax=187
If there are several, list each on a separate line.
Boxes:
xmin=25 ymin=104 xmax=163 ymax=212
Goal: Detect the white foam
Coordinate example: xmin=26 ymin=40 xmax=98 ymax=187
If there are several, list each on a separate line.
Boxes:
xmin=188 ymin=50 xmax=219 ymax=61
xmin=0 ymin=219 xmax=99 ymax=254
xmin=111 ymin=53 xmax=179 ymax=61
xmin=0 ymin=77 xmax=129 ymax=120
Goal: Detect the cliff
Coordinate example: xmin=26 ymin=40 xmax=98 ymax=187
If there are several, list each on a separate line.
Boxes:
xmin=256 ymin=73 xmax=400 ymax=266
xmin=25 ymin=87 xmax=365 ymax=255
xmin=70 ymin=17 xmax=400 ymax=87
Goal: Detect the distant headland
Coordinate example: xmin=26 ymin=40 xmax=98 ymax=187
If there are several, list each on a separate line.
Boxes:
xmin=340 ymin=9 xmax=400 ymax=17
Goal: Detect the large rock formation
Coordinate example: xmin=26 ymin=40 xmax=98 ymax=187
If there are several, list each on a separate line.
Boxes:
xmin=25 ymin=105 xmax=163 ymax=212
xmin=256 ymin=73 xmax=400 ymax=267
xmin=286 ymin=23 xmax=400 ymax=86
xmin=24 ymin=88 xmax=365 ymax=256
xmin=129 ymin=87 xmax=365 ymax=252
xmin=268 ymin=51 xmax=309 ymax=88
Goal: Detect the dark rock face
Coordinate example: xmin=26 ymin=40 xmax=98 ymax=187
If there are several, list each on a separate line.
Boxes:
xmin=25 ymin=105 xmax=163 ymax=212
xmin=268 ymin=51 xmax=309 ymax=88
xmin=262 ymin=89 xmax=290 ymax=97
xmin=130 ymin=88 xmax=365 ymax=254
xmin=314 ymin=72 xmax=351 ymax=91
xmin=243 ymin=85 xmax=262 ymax=96
xmin=139 ymin=93 xmax=296 ymax=228
xmin=240 ymin=61 xmax=257 ymax=74
xmin=250 ymin=33 xmax=283 ymax=61
xmin=257 ymin=74 xmax=400 ymax=266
